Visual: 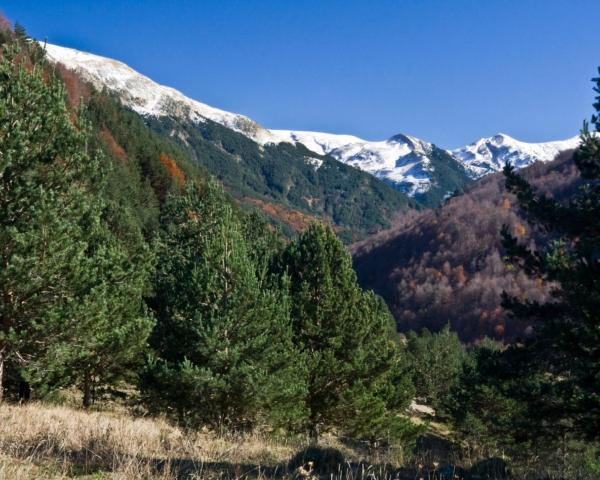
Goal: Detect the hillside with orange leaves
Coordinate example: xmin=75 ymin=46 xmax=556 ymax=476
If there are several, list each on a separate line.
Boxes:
xmin=352 ymin=150 xmax=582 ymax=342
xmin=247 ymin=197 xmax=318 ymax=233
xmin=159 ymin=152 xmax=186 ymax=187
xmin=54 ymin=62 xmax=92 ymax=108
xmin=100 ymin=128 xmax=127 ymax=162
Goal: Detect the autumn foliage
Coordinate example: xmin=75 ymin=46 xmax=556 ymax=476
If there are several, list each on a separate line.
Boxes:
xmin=248 ymin=197 xmax=317 ymax=232
xmin=0 ymin=11 xmax=11 ymax=32
xmin=352 ymin=151 xmax=581 ymax=342
xmin=159 ymin=152 xmax=185 ymax=187
xmin=100 ymin=128 xmax=127 ymax=162
xmin=54 ymin=62 xmax=91 ymax=108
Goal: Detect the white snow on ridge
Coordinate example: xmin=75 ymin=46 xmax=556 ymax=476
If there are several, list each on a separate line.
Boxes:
xmin=44 ymin=43 xmax=429 ymax=191
xmin=269 ymin=130 xmax=365 ymax=156
xmin=42 ymin=43 xmax=438 ymax=194
xmin=43 ymin=43 xmax=581 ymax=195
xmin=43 ymin=43 xmax=274 ymax=143
xmin=451 ymin=133 xmax=581 ymax=179
xmin=271 ymin=130 xmax=436 ymax=195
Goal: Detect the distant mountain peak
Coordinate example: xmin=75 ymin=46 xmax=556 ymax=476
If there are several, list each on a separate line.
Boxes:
xmin=451 ymin=133 xmax=581 ymax=179
xmin=44 ymin=43 xmax=274 ymax=143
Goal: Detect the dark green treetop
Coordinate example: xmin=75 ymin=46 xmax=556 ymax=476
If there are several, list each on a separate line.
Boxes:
xmin=142 ymin=180 xmax=306 ymax=430
xmin=275 ymin=223 xmax=416 ymax=444
xmin=501 ymin=68 xmax=600 ymax=439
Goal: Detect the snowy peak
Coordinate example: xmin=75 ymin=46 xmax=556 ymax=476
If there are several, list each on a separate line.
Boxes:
xmin=269 ymin=130 xmax=365 ymax=156
xmin=42 ymin=42 xmax=461 ymax=196
xmin=44 ymin=43 xmax=273 ymax=143
xmin=270 ymin=130 xmax=438 ymax=195
xmin=451 ymin=133 xmax=581 ymax=179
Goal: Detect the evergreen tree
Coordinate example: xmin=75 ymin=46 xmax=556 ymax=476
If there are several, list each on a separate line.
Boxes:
xmin=444 ymin=340 xmax=530 ymax=458
xmin=13 ymin=22 xmax=26 ymax=41
xmin=501 ymin=69 xmax=600 ymax=439
xmin=406 ymin=325 xmax=466 ymax=410
xmin=275 ymin=223 xmax=415 ymax=443
xmin=240 ymin=210 xmax=284 ymax=285
xmin=24 ymin=221 xmax=155 ymax=406
xmin=0 ymin=43 xmax=88 ymax=401
xmin=142 ymin=180 xmax=305 ymax=429
xmin=0 ymin=44 xmax=153 ymax=405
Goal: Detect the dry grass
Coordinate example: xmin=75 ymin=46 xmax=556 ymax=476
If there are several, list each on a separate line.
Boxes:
xmin=2 ymin=402 xmax=597 ymax=480
xmin=0 ymin=402 xmax=302 ymax=479
xmin=0 ymin=403 xmax=404 ymax=479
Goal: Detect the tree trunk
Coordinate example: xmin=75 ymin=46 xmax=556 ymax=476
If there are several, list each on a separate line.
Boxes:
xmin=83 ymin=371 xmax=92 ymax=408
xmin=18 ymin=381 xmax=30 ymax=403
xmin=309 ymin=422 xmax=319 ymax=445
xmin=0 ymin=350 xmax=4 ymax=404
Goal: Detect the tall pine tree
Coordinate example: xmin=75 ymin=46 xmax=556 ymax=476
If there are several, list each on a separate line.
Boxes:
xmin=142 ymin=180 xmax=305 ymax=429
xmin=275 ymin=223 xmax=415 ymax=443
xmin=406 ymin=325 xmax=466 ymax=410
xmin=501 ymin=68 xmax=600 ymax=439
xmin=0 ymin=43 xmax=153 ymax=405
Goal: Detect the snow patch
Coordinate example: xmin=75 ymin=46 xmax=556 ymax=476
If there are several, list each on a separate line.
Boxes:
xmin=304 ymin=156 xmax=323 ymax=170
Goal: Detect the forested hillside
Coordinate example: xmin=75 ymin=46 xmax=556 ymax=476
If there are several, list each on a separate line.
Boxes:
xmin=45 ymin=43 xmax=419 ymax=243
xmin=148 ymin=115 xmax=416 ymax=241
xmin=411 ymin=144 xmax=473 ymax=207
xmin=352 ymin=150 xmax=581 ymax=342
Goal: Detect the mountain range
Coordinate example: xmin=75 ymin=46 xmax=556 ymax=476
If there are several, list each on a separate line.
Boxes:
xmin=44 ymin=43 xmax=581 ymax=205
xmin=45 ymin=44 xmax=419 ymax=241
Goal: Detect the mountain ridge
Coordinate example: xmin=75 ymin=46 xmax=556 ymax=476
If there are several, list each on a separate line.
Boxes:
xmin=44 ymin=42 xmax=579 ymax=200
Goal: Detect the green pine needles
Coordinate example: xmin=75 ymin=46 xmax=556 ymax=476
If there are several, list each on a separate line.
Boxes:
xmin=274 ymin=223 xmax=417 ymax=444
xmin=0 ymin=43 xmax=153 ymax=406
xmin=141 ymin=180 xmax=306 ymax=430
xmin=499 ymin=69 xmax=600 ymax=441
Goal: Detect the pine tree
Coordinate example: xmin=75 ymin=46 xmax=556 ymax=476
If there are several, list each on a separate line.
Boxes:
xmin=0 ymin=43 xmax=153 ymax=405
xmin=444 ymin=340 xmax=530 ymax=458
xmin=24 ymin=221 xmax=155 ymax=406
xmin=241 ymin=210 xmax=283 ymax=284
xmin=13 ymin=22 xmax=26 ymax=40
xmin=406 ymin=325 xmax=466 ymax=410
xmin=275 ymin=223 xmax=415 ymax=443
xmin=501 ymin=69 xmax=600 ymax=439
xmin=142 ymin=180 xmax=305 ymax=429
xmin=0 ymin=43 xmax=88 ymax=401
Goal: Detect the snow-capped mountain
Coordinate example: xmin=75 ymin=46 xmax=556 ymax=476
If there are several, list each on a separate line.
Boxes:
xmin=43 ymin=43 xmax=579 ymax=198
xmin=451 ymin=133 xmax=581 ymax=179
xmin=44 ymin=43 xmax=455 ymax=196
xmin=270 ymin=130 xmax=440 ymax=195
xmin=44 ymin=43 xmax=274 ymax=144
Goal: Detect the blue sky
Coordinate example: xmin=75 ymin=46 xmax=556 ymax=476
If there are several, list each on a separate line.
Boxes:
xmin=3 ymin=0 xmax=599 ymax=148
